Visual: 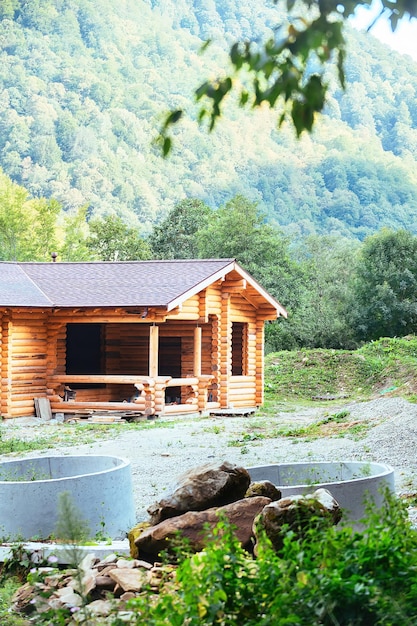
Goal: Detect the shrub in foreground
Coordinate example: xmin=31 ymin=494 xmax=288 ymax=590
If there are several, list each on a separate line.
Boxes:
xmin=124 ymin=493 xmax=417 ymax=626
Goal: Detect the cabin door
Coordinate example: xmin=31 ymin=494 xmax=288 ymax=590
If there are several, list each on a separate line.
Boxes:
xmin=159 ymin=337 xmax=181 ymax=403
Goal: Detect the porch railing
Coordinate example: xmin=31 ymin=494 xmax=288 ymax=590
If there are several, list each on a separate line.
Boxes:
xmin=47 ymin=374 xmax=215 ymax=416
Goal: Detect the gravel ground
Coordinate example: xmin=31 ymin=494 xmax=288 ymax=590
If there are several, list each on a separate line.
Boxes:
xmin=2 ymin=396 xmax=417 ymax=522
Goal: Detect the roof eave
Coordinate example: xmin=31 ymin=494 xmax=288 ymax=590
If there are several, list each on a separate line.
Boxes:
xmin=165 ymin=260 xmax=287 ymax=318
xmin=231 ymin=262 xmax=288 ymax=317
xmin=165 ymin=260 xmax=236 ymax=311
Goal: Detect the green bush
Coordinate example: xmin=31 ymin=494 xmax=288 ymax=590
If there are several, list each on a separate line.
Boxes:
xmin=123 ymin=493 xmax=417 ymax=625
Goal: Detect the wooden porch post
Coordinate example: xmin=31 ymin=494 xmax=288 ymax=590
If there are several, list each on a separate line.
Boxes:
xmin=149 ymin=324 xmax=159 ymax=378
xmin=194 ymin=325 xmax=202 ymax=376
xmin=219 ymin=292 xmax=231 ymax=408
xmin=255 ymin=320 xmax=265 ymax=406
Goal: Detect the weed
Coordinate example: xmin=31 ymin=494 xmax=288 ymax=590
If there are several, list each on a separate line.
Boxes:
xmin=0 ymin=544 xmax=33 ymax=584
xmin=203 ymin=423 xmax=226 ymax=434
xmin=227 ymin=432 xmax=264 ymax=447
xmin=0 ymin=577 xmax=27 ymax=626
xmin=321 ymin=409 xmax=350 ymax=424
xmin=0 ymin=437 xmax=54 ymax=455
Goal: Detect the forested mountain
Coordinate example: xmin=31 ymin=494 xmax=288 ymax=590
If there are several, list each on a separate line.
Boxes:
xmin=1 ymin=0 xmax=417 ymax=238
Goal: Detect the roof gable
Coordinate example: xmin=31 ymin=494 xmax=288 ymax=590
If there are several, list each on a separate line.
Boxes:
xmin=0 ymin=259 xmax=286 ymax=316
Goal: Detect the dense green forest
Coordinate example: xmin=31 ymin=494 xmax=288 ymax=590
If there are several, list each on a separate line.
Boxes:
xmin=3 ymin=175 xmax=417 ymax=352
xmin=1 ymin=0 xmax=417 ymax=238
xmin=2 ymin=1 xmax=417 ymax=353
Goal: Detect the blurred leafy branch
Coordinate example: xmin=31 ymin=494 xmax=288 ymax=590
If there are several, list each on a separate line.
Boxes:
xmin=158 ymin=0 xmax=416 ymax=155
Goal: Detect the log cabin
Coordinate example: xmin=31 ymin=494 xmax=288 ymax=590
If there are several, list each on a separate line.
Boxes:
xmin=0 ymin=259 xmax=287 ymax=419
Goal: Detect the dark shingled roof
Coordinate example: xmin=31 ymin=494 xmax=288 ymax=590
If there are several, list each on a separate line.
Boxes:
xmin=0 ymin=259 xmax=285 ymax=315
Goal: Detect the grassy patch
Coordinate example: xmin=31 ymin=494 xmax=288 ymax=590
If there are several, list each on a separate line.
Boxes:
xmin=0 ymin=577 xmax=26 ymax=626
xmin=274 ymin=411 xmax=371 ymax=441
xmin=0 ymin=418 xmax=178 ymax=455
xmin=226 ymin=410 xmax=370 ymax=445
xmin=264 ymin=336 xmax=417 ymax=403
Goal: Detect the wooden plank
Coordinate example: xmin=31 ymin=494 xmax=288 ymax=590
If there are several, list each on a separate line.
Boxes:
xmin=49 ymin=374 xmax=154 ymax=385
xmin=163 ymin=404 xmax=198 ymax=414
xmin=34 ymin=397 xmax=53 ymax=421
xmin=149 ymin=325 xmax=159 ymax=378
xmin=50 ymin=401 xmax=145 ymax=412
xmin=166 ymin=377 xmax=199 ymax=386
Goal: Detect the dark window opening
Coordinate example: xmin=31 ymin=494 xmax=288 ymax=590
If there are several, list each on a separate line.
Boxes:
xmin=66 ymin=323 xmax=104 ymax=388
xmin=231 ymin=322 xmax=246 ymax=376
xmin=159 ymin=337 xmax=182 ymax=403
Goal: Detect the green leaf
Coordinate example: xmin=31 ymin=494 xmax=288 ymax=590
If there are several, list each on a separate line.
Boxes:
xmin=162 ymin=136 xmax=171 ymax=157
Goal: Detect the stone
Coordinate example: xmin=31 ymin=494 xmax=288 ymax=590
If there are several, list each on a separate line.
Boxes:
xmin=99 ymin=553 xmax=118 ymax=564
xmin=128 ymin=521 xmax=151 ymax=558
xmin=94 ymin=575 xmax=117 ymax=591
xmin=246 ymin=480 xmax=282 ymax=501
xmin=85 ymin=599 xmax=113 ymax=616
xmin=147 ymin=565 xmax=177 ymax=588
xmin=52 ymin=586 xmax=83 ymax=608
xmin=97 ymin=564 xmax=118 ymax=576
xmin=254 ymin=488 xmax=342 ymax=552
xmin=69 ymin=568 xmax=96 ymax=595
xmin=120 ymin=591 xmax=137 ymax=602
xmin=136 ymin=496 xmax=271 ymax=561
xmin=108 ymin=567 xmax=149 ymax=592
xmin=12 ymin=583 xmax=36 ymax=613
xmin=116 ymin=558 xmax=138 ymax=569
xmin=147 ymin=461 xmax=251 ymax=524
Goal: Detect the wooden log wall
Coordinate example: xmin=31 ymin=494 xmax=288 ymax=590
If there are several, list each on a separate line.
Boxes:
xmin=6 ymin=313 xmax=48 ymax=418
xmin=0 ymin=314 xmax=11 ymax=418
xmin=228 ymin=376 xmax=257 ymax=407
xmin=105 ymin=324 xmax=149 ymax=376
xmin=209 ymin=314 xmax=220 ymax=403
xmin=166 ymin=294 xmax=200 ymax=320
xmin=104 ymin=321 xmax=215 ymax=403
xmin=205 ymin=287 xmax=222 ymax=316
xmin=159 ymin=321 xmax=213 ymax=403
xmin=46 ymin=321 xmax=65 ymax=378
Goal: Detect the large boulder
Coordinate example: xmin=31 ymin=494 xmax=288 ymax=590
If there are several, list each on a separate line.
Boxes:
xmin=147 ymin=461 xmax=251 ymax=524
xmin=254 ymin=488 xmax=342 ymax=552
xmin=136 ymin=496 xmax=271 ymax=561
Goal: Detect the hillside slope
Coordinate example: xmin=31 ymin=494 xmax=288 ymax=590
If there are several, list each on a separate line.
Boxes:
xmin=1 ymin=0 xmax=417 ymax=237
xmin=265 ymin=336 xmax=417 ymax=403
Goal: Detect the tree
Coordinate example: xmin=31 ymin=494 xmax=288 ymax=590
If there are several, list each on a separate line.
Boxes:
xmin=286 ymin=235 xmax=359 ymax=349
xmin=86 ymin=214 xmax=152 ymax=261
xmin=350 ymin=228 xmax=417 ymax=341
xmin=149 ymin=198 xmax=212 ymax=259
xmin=159 ymin=0 xmax=417 ymax=154
xmin=197 ymin=196 xmax=288 ymax=274
xmin=0 ymin=169 xmax=60 ymax=261
xmin=197 ymin=194 xmax=302 ymax=317
xmin=0 ymin=170 xmax=31 ymax=260
xmin=59 ymin=206 xmax=92 ymax=262
xmin=27 ymin=197 xmax=61 ymax=261
xmin=0 ymin=0 xmax=19 ymax=20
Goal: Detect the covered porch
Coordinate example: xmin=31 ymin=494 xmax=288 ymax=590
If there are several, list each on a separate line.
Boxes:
xmin=47 ymin=320 xmax=218 ymax=417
